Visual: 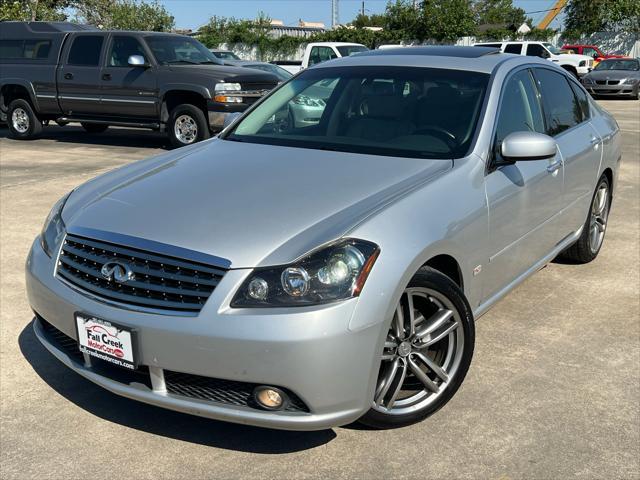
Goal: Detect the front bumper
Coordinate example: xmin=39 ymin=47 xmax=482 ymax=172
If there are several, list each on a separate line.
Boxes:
xmin=26 ymin=238 xmax=384 ymax=431
xmin=583 ymin=83 xmax=638 ymax=97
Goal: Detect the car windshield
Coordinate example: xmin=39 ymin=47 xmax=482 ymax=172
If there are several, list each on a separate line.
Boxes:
xmin=224 ymin=66 xmax=489 ymax=159
xmin=213 ymin=50 xmax=241 ymax=60
xmin=594 ymin=59 xmax=639 ymax=71
xmin=244 ymin=63 xmax=292 ymax=81
xmin=542 ymin=42 xmax=562 ymax=55
xmin=145 ymin=35 xmax=223 ymax=65
xmin=336 ymin=45 xmax=369 ymax=57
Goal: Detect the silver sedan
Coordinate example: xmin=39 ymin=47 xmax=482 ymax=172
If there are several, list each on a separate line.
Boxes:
xmin=26 ymin=46 xmax=621 ymax=430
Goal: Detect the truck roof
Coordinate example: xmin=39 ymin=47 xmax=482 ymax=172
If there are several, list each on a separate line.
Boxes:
xmin=0 ymin=21 xmax=97 ymax=37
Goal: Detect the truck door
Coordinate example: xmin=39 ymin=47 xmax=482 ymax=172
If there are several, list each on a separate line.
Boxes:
xmin=57 ymin=34 xmax=106 ymax=115
xmin=100 ymin=35 xmax=158 ymax=118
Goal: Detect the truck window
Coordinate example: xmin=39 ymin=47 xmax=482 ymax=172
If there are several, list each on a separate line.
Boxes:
xmin=504 ymin=43 xmax=522 ymax=54
xmin=108 ymin=36 xmax=146 ymax=67
xmin=582 ymin=47 xmax=598 ymax=58
xmin=0 ymin=39 xmax=51 ymax=59
xmin=309 ymin=46 xmax=337 ymax=66
xmin=526 ymin=44 xmax=548 ymax=58
xmin=67 ymin=35 xmax=104 ymax=66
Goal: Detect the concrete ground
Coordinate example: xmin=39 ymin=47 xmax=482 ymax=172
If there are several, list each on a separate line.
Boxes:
xmin=1 ymin=100 xmax=638 ymax=479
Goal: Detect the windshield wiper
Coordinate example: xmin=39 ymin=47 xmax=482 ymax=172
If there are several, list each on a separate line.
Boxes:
xmin=165 ymin=60 xmax=200 ymax=65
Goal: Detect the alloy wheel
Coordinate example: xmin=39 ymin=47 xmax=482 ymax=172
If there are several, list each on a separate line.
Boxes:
xmin=174 ymin=114 xmax=198 ymax=144
xmin=11 ymin=108 xmax=29 ymax=133
xmin=589 ymin=182 xmax=609 ymax=254
xmin=373 ymin=287 xmax=465 ymax=415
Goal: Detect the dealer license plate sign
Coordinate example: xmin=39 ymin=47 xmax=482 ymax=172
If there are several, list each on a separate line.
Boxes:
xmin=75 ymin=314 xmax=136 ymax=370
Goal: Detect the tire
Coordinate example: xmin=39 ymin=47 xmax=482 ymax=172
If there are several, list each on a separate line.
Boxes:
xmin=167 ymin=103 xmax=210 ymax=148
xmin=81 ymin=123 xmax=108 ymax=133
xmin=563 ymin=67 xmax=579 ymax=79
xmin=7 ymin=99 xmax=42 ymax=140
xmin=358 ymin=267 xmax=475 ymax=429
xmin=560 ymin=174 xmax=611 ymax=263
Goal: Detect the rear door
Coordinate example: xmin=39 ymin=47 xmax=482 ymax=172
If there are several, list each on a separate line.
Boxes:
xmin=100 ymin=34 xmax=158 ymax=118
xmin=57 ymin=33 xmax=106 ymax=115
xmin=533 ymin=67 xmax=603 ymax=237
xmin=484 ymin=68 xmax=564 ymax=300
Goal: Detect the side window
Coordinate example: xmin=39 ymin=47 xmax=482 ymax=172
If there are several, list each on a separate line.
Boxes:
xmin=0 ymin=39 xmax=51 ymax=59
xmin=569 ymin=80 xmax=591 ymax=121
xmin=108 ymin=36 xmax=146 ymax=67
xmin=526 ymin=43 xmax=548 ymax=58
xmin=67 ymin=35 xmax=104 ymax=66
xmin=308 ymin=46 xmax=321 ymax=66
xmin=534 ymin=68 xmax=582 ymax=136
xmin=582 ymin=47 xmax=597 ymax=58
xmin=494 ymin=69 xmax=545 ymax=158
xmin=504 ymin=43 xmax=523 ymax=55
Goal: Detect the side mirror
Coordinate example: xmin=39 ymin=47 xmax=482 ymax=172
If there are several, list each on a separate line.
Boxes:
xmin=128 ymin=55 xmax=148 ymax=67
xmin=541 ymin=50 xmax=550 ymax=59
xmin=501 ymin=131 xmax=557 ymax=160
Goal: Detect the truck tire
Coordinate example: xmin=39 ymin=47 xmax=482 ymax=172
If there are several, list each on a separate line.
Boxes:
xmin=81 ymin=123 xmax=109 ymax=133
xmin=7 ymin=99 xmax=42 ymax=140
xmin=168 ymin=104 xmax=210 ymax=148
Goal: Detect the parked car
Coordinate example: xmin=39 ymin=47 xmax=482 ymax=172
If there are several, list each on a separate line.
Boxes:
xmin=0 ymin=22 xmax=278 ymax=147
xmin=27 ymin=46 xmax=621 ymax=431
xmin=222 ymin=60 xmax=293 ymax=82
xmin=561 ymin=44 xmax=626 ymax=65
xmin=474 ymin=41 xmax=594 ymax=77
xmin=209 ymin=49 xmax=241 ymax=61
xmin=581 ymin=58 xmax=640 ymax=99
xmin=301 ymin=42 xmax=369 ymax=69
xmin=269 ymin=60 xmax=303 ymax=75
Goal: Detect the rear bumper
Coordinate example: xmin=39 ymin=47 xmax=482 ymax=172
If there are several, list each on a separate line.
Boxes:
xmin=26 ymin=238 xmax=383 ymax=431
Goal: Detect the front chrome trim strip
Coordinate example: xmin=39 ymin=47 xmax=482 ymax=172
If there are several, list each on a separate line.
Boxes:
xmin=58 ymin=96 xmax=100 ymax=101
xmin=36 ymin=94 xmax=57 ymax=99
xmin=65 ymin=226 xmax=232 ymax=269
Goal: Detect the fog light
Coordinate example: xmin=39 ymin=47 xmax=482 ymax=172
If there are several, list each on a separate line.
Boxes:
xmin=253 ymin=386 xmax=287 ymax=410
xmin=247 ymin=277 xmax=268 ymax=301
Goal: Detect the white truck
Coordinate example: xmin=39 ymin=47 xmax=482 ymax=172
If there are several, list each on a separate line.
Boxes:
xmin=301 ymin=42 xmax=369 ymax=70
xmin=474 ymin=41 xmax=594 ymax=77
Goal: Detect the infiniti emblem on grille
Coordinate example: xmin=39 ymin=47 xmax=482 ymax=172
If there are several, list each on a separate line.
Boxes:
xmin=100 ymin=261 xmax=135 ymax=283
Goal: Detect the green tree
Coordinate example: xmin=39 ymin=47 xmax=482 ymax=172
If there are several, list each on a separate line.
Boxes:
xmin=75 ymin=0 xmax=174 ymax=31
xmin=564 ymin=0 xmax=640 ymax=37
xmin=0 ymin=0 xmax=70 ymax=21
xmin=421 ymin=0 xmax=477 ymax=41
xmin=351 ymin=12 xmax=387 ymax=28
xmin=473 ymin=0 xmax=526 ymax=39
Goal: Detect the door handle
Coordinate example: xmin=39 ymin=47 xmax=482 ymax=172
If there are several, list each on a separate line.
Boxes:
xmin=590 ymin=136 xmax=600 ymax=150
xmin=102 ymin=73 xmax=112 ymax=81
xmin=64 ymin=73 xmax=74 ymax=80
xmin=546 ymin=160 xmax=562 ymax=173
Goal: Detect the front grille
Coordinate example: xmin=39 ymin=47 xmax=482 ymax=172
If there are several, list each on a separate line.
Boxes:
xmin=56 ymin=234 xmax=226 ymax=313
xmin=164 ymin=371 xmax=309 ymax=413
xmin=36 ymin=315 xmax=310 ymax=414
xmin=596 ymin=80 xmax=621 ymax=86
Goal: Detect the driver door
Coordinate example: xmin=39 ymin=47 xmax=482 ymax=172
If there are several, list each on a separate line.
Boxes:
xmin=483 ymin=68 xmax=564 ymax=301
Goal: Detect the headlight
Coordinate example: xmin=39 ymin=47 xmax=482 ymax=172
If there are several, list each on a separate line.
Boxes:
xmin=231 ymin=239 xmax=380 ymax=307
xmin=214 ymin=82 xmax=243 ymax=103
xmin=40 ymin=192 xmax=72 ymax=257
xmin=623 ymin=78 xmax=638 ymax=85
xmin=291 ymin=95 xmax=326 ymax=108
xmin=582 ymin=77 xmax=593 ymax=84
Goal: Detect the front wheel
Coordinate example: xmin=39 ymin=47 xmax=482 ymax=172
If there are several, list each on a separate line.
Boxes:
xmin=359 ymin=267 xmax=475 ymax=429
xmin=167 ymin=104 xmax=210 ymax=148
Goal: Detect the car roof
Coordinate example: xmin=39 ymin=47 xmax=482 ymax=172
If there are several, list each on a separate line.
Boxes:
xmin=315 ymin=45 xmax=531 ymax=74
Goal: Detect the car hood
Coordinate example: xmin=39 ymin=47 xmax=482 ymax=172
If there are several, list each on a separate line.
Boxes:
xmin=165 ymin=64 xmax=278 ymax=84
xmin=63 ymin=140 xmax=450 ymax=268
xmin=585 ymin=69 xmax=640 ymax=80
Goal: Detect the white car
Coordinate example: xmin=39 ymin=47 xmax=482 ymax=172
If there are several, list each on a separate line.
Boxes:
xmin=301 ymin=42 xmax=369 ymax=69
xmin=474 ymin=41 xmax=594 ymax=77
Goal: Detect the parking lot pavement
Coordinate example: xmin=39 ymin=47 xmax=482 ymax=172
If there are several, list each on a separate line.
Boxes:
xmin=1 ymin=101 xmax=638 ymax=479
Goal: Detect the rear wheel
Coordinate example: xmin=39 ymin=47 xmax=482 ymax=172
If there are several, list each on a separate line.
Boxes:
xmin=7 ymin=99 xmax=42 ymax=140
xmin=167 ymin=103 xmax=210 ymax=148
xmin=81 ymin=123 xmax=109 ymax=133
xmin=359 ymin=267 xmax=475 ymax=429
xmin=560 ymin=174 xmax=611 ymax=263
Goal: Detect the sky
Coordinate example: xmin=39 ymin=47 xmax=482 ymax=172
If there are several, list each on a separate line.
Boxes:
xmin=160 ymin=0 xmax=566 ymax=31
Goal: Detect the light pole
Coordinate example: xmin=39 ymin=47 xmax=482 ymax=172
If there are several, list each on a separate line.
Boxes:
xmin=332 ymin=0 xmax=339 ymax=28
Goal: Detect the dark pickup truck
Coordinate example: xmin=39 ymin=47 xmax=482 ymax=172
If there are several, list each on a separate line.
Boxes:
xmin=0 ymin=21 xmax=278 ymax=147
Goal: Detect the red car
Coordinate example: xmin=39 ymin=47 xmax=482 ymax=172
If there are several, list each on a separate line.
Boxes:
xmin=562 ymin=44 xmax=626 ymax=65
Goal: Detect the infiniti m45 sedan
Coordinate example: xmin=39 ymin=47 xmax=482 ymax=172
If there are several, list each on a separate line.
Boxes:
xmin=27 ymin=46 xmax=621 ymax=430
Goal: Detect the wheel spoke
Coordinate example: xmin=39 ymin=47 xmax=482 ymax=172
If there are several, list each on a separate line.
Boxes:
xmin=407 ymin=293 xmax=416 ymax=337
xmin=418 ymin=320 xmax=459 ymax=347
xmin=594 ymin=217 xmax=605 ymax=233
xmin=413 ymin=351 xmax=449 ymax=383
xmin=375 ymin=358 xmax=406 ymax=408
xmin=394 ymin=303 xmax=405 ymax=340
xmin=386 ymin=360 xmax=407 ymax=409
xmin=408 ymin=356 xmax=439 ymax=393
xmin=414 ymin=309 xmax=453 ymax=341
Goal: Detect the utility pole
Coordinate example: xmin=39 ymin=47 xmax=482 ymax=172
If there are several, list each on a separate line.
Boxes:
xmin=332 ymin=0 xmax=339 ymax=28
xmin=361 ymin=1 xmax=365 ymax=17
